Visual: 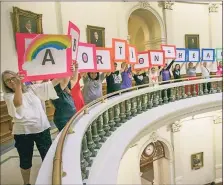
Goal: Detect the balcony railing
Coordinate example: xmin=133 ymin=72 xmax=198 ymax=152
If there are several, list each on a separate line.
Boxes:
xmin=39 ymin=76 xmax=222 ymax=185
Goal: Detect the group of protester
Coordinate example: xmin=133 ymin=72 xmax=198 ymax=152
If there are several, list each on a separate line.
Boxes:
xmin=1 ymin=60 xmax=222 ymax=185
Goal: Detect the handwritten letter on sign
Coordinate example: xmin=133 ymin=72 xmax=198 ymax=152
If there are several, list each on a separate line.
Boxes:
xmin=16 ymin=33 xmax=72 ymax=82
xmin=201 ymin=49 xmax=215 ymax=62
xmin=175 ymin=48 xmax=188 ymax=62
xmin=161 ymin=45 xmax=176 ymax=59
xmin=149 ymin=50 xmax=165 ymax=66
xmin=77 ymin=42 xmax=97 ymax=72
xmin=134 ymin=52 xmax=150 ymax=69
xmin=68 ymin=21 xmax=80 ymax=61
xmin=128 ymin=45 xmax=138 ymax=64
xmin=96 ymin=48 xmax=113 ymax=72
xmin=112 ymin=38 xmax=128 ymax=62
xmin=188 ymin=49 xmax=200 ymax=62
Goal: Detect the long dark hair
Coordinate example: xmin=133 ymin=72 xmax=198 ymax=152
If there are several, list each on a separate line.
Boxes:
xmin=87 ymin=72 xmax=99 ymax=80
xmin=174 ymin=64 xmax=180 ymax=71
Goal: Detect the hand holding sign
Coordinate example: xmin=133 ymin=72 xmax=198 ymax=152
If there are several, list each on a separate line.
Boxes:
xmin=16 ymin=33 xmax=72 ymax=82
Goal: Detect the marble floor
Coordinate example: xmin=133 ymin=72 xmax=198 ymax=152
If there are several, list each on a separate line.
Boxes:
xmin=0 ymin=128 xmax=58 ymax=185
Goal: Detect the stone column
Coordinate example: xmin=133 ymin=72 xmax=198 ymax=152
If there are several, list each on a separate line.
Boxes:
xmin=171 ymin=121 xmax=183 ymax=184
xmin=159 ymin=1 xmax=175 ymax=44
xmin=209 ymin=3 xmax=220 ymax=72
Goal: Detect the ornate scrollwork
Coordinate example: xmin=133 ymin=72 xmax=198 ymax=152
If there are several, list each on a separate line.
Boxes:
xmin=138 ymin=1 xmax=150 ymax=9
xmin=171 ymin=121 xmax=182 ymax=132
xmin=149 ymin=131 xmax=158 ymax=142
xmin=158 ymin=1 xmax=174 ymax=10
xmin=209 ymin=3 xmax=219 ymax=13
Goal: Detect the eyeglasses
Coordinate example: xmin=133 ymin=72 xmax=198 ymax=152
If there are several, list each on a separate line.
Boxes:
xmin=4 ymin=77 xmax=16 ymax=84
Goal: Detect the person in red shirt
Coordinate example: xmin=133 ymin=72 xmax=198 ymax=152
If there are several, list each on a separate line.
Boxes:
xmin=70 ymin=73 xmax=85 ymax=111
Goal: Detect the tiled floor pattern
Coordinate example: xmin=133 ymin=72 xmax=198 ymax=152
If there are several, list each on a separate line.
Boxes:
xmin=0 ymin=129 xmax=58 ymax=185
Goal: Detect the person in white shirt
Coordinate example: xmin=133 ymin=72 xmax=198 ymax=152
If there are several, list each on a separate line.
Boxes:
xmin=200 ymin=62 xmax=212 ymax=92
xmin=2 ymin=70 xmax=64 ymax=185
xmin=148 ymin=67 xmax=159 ymax=86
xmin=200 ymin=61 xmax=212 ymax=79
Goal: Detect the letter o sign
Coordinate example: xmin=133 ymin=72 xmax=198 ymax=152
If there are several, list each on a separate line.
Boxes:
xmin=82 ymin=52 xmax=88 ymax=63
xmin=139 ymin=58 xmax=144 ymax=64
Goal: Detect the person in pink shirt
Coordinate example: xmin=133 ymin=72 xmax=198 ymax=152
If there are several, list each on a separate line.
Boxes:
xmin=70 ymin=74 xmax=85 ymax=111
xmin=216 ymin=61 xmax=223 ymax=76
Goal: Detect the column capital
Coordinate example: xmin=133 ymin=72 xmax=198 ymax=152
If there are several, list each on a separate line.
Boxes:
xmin=209 ymin=3 xmax=219 ymax=13
xmin=171 ymin=121 xmax=182 ymax=133
xmin=158 ymin=1 xmax=174 ymax=10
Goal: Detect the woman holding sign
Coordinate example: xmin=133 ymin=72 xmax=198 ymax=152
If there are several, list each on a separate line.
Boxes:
xmin=120 ymin=63 xmax=133 ymax=89
xmin=51 ymin=63 xmax=79 ymax=131
xmin=71 ymin=74 xmax=85 ymax=111
xmin=82 ymin=72 xmax=107 ymax=104
xmin=2 ymin=70 xmax=61 ymax=185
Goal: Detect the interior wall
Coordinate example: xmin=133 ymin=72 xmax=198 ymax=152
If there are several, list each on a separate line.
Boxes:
xmin=0 ymin=1 xmax=222 ymax=95
xmin=117 ymin=110 xmax=222 ymax=185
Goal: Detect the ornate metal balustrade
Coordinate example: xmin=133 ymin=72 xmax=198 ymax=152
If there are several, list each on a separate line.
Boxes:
xmin=52 ymin=76 xmax=222 ymax=185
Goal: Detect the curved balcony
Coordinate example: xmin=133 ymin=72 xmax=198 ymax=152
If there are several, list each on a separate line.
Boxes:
xmin=35 ymin=76 xmax=222 ymax=185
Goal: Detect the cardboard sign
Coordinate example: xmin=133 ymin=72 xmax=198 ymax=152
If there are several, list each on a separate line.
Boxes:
xmin=112 ymin=38 xmax=128 ymax=62
xmin=149 ymin=50 xmax=165 ymax=66
xmin=96 ymin=48 xmax=113 ymax=72
xmin=175 ymin=48 xmax=188 ymax=62
xmin=201 ymin=48 xmax=215 ymax=62
xmin=188 ymin=49 xmax=200 ymax=62
xmin=128 ymin=45 xmax=138 ymax=64
xmin=68 ymin=21 xmax=80 ymax=61
xmin=161 ymin=44 xmax=176 ymax=59
xmin=134 ymin=52 xmax=150 ymax=69
xmin=216 ymin=48 xmax=223 ymax=61
xmin=16 ymin=33 xmax=72 ymax=82
xmin=77 ymin=42 xmax=97 ymax=72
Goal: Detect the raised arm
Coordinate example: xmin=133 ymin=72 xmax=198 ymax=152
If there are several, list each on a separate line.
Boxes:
xmin=180 ymin=62 xmax=185 ymax=70
xmin=195 ymin=61 xmax=200 ymax=68
xmin=166 ymin=59 xmax=175 ymax=70
xmin=70 ymin=63 xmax=79 ymax=89
xmin=12 ymin=77 xmax=23 ymax=107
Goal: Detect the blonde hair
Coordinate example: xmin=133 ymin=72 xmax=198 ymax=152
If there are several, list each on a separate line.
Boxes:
xmin=1 ymin=70 xmax=27 ymax=93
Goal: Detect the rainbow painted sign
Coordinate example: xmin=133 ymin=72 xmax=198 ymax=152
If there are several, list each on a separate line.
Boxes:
xmin=16 ymin=33 xmax=72 ymax=82
xmin=24 ymin=35 xmax=71 ymax=62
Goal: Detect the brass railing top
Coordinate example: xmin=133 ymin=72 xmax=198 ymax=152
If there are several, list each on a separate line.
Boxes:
xmin=52 ymin=75 xmax=222 ymax=185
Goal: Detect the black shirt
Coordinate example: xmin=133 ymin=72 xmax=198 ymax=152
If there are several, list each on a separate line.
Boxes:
xmin=133 ymin=72 xmax=148 ymax=86
xmin=106 ymin=71 xmax=122 ymax=94
xmin=172 ymin=69 xmax=181 ymax=79
xmin=51 ymin=82 xmax=76 ymax=123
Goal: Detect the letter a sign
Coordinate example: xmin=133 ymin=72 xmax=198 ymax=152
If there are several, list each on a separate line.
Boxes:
xmin=201 ymin=48 xmax=215 ymax=62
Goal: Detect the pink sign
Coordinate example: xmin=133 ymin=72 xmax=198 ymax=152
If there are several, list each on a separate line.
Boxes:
xmin=16 ymin=33 xmax=72 ymax=82
xmin=77 ymin=42 xmax=97 ymax=72
xmin=68 ymin=21 xmax=80 ymax=62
